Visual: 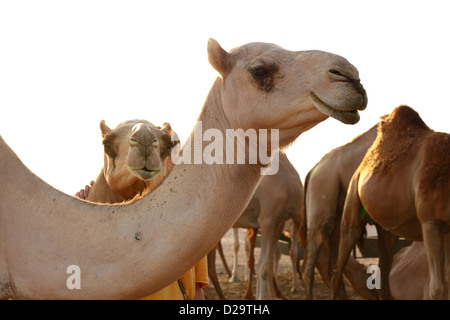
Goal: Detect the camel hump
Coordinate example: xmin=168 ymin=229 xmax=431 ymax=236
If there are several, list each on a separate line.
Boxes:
xmin=364 ymin=106 xmax=431 ymax=174
xmin=385 ymin=105 xmax=430 ymax=132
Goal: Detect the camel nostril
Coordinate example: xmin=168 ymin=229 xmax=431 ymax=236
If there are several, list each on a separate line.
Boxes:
xmin=328 ymin=69 xmax=350 ymax=81
xmin=328 ymin=64 xmax=360 ymax=83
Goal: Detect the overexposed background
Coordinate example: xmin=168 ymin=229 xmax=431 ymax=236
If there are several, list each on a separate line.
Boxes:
xmin=1 ymin=0 xmax=448 ymax=194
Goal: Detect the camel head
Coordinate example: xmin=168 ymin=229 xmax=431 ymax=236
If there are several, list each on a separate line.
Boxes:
xmin=207 ymin=39 xmax=368 ymax=146
xmin=99 ymin=119 xmax=177 ymax=198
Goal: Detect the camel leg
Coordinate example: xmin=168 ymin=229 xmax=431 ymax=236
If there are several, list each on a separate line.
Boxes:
xmin=331 ymin=225 xmax=362 ymax=299
xmin=331 ymin=173 xmax=364 ymax=300
xmin=375 ymin=224 xmax=397 ymax=299
xmin=306 ymin=240 xmax=377 ymax=300
xmin=301 ymin=181 xmax=341 ymax=300
xmin=302 ymin=228 xmax=325 ymax=299
xmin=330 ymin=221 xmax=378 ymax=300
xmin=301 ymin=217 xmax=348 ymax=299
xmin=326 ymin=215 xmax=351 ymax=300
xmin=256 ymin=213 xmax=285 ymax=300
xmin=445 ymin=232 xmax=450 ymax=300
xmin=245 ymin=228 xmax=257 ymax=279
xmin=423 ymin=221 xmax=445 ymax=300
xmin=229 ymin=228 xmax=241 ymax=282
xmin=288 ymin=223 xmax=304 ymax=293
xmin=244 ymin=229 xmax=250 ymax=281
xmin=243 ymin=228 xmax=257 ymax=300
xmin=217 ymin=240 xmax=232 ymax=278
xmin=207 ymin=245 xmax=226 ymax=300
xmin=272 ymin=243 xmax=289 ymax=300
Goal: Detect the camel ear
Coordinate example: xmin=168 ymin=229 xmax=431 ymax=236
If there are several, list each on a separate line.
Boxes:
xmin=99 ymin=120 xmax=112 ymax=138
xmin=159 ymin=122 xmax=180 ymax=145
xmin=207 ymin=38 xmax=231 ymax=77
xmin=159 ymin=122 xmax=172 ymax=134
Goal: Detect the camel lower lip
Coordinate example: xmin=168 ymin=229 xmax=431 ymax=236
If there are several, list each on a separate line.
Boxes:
xmin=131 ymin=168 xmax=160 ymax=180
xmin=310 ymin=91 xmax=360 ymax=125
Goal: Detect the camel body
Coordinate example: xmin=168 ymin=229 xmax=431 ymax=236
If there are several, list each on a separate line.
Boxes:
xmin=332 ymin=106 xmax=450 ymax=300
xmin=300 ymin=121 xmax=380 ymax=300
xmin=0 ymin=39 xmax=367 ymax=299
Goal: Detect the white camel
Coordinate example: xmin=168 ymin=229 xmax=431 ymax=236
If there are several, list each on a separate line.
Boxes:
xmin=0 ymin=39 xmax=367 ymax=299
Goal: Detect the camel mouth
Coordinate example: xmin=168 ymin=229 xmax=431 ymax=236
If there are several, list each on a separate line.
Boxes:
xmin=310 ymin=91 xmax=361 ymax=125
xmin=129 ymin=168 xmax=161 ymax=180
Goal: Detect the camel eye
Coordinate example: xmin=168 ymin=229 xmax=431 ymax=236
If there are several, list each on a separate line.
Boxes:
xmin=159 ymin=134 xmax=174 ymax=157
xmin=103 ymin=140 xmax=117 ymax=158
xmin=250 ymin=66 xmax=270 ymax=80
xmin=248 ymin=63 xmax=277 ymax=93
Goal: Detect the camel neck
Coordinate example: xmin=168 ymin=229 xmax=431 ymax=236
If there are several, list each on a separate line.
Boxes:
xmin=169 ymin=77 xmax=263 ymax=200
xmin=112 ymin=79 xmax=266 ymax=298
xmin=197 ymin=78 xmax=231 ymax=131
xmin=86 ymin=171 xmax=127 ymax=204
xmin=175 ymin=78 xmax=278 ymax=174
xmin=0 ymin=78 xmax=267 ymax=300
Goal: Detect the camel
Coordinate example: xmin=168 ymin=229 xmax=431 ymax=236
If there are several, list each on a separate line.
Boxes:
xmin=300 ymin=120 xmax=381 ymax=300
xmin=84 ymin=119 xmax=176 ymax=204
xmin=77 ymin=119 xmax=207 ymax=300
xmin=218 ymin=151 xmax=303 ymax=300
xmin=0 ymin=39 xmax=367 ymax=299
xmin=331 ymin=105 xmax=450 ymax=300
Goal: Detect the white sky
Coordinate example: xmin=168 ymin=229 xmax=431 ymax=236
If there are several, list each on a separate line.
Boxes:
xmin=0 ymin=1 xmax=449 ymax=194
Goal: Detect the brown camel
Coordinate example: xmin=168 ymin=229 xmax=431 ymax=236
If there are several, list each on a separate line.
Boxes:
xmin=219 ymin=151 xmax=303 ymax=300
xmin=300 ymin=120 xmax=382 ymax=300
xmin=331 ymin=105 xmax=450 ymax=300
xmin=85 ymin=119 xmax=176 ymax=204
xmin=0 ymin=39 xmax=367 ymax=299
xmin=300 ymin=114 xmax=430 ymax=300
